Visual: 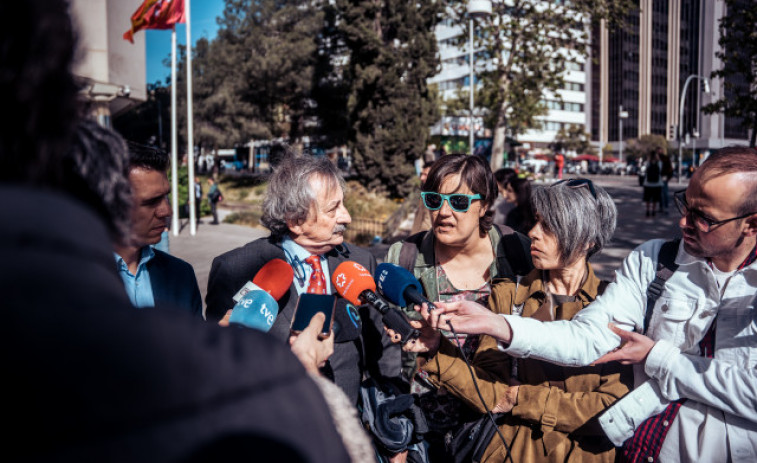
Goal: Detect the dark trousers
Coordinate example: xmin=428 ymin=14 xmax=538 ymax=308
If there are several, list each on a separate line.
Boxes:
xmin=210 ymin=200 xmax=218 ymax=224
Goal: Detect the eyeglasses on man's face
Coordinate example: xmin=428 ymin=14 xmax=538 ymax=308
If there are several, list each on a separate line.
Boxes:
xmin=673 ymin=189 xmax=756 ymax=233
xmin=421 ymin=192 xmax=482 ymax=213
xmin=551 ymin=178 xmax=597 ymax=199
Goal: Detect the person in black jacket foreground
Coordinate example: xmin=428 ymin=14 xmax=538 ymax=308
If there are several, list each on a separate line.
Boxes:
xmin=0 ymin=1 xmax=364 ymax=461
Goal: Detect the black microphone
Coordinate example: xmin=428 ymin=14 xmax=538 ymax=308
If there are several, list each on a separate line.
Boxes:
xmin=331 ymin=261 xmax=420 ymax=344
xmin=375 ymin=263 xmax=437 ymax=312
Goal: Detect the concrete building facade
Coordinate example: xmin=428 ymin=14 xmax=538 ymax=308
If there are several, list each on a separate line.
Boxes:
xmin=593 ymin=0 xmax=750 ymax=163
xmin=428 ymin=11 xmax=589 ymax=153
xmin=70 ymin=0 xmax=147 ymax=126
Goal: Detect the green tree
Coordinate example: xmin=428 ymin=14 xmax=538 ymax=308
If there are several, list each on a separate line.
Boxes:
xmin=445 ymin=0 xmax=631 ymax=170
xmin=311 ymin=2 xmax=351 ymax=147
xmin=702 ymin=0 xmax=757 ymax=147
xmin=174 ymin=0 xmax=323 ymax=153
xmin=624 ymin=134 xmax=669 ymax=162
xmin=337 ymin=0 xmax=442 ymax=198
xmin=553 ymin=124 xmax=593 ymax=154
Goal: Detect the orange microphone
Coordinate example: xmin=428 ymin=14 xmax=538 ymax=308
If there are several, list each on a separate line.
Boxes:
xmin=331 ymin=261 xmax=419 ymax=344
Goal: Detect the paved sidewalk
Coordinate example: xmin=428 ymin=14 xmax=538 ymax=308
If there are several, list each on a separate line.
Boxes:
xmin=170 ymin=209 xmax=268 ymax=303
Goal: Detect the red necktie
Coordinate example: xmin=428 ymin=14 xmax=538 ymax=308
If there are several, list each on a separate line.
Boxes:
xmin=304 ymin=255 xmax=327 ymax=294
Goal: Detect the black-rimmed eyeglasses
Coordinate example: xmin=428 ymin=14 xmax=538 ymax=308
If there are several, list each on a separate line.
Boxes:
xmin=551 ymin=178 xmax=597 ymax=199
xmin=674 ymin=189 xmax=756 ymax=233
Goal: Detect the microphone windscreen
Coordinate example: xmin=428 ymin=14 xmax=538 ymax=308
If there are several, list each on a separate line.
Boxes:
xmin=375 ymin=263 xmax=423 ymax=307
xmin=253 ymin=258 xmax=294 ymax=301
xmin=228 ymin=290 xmax=279 ymax=332
xmin=332 ymin=261 xmax=376 ymax=305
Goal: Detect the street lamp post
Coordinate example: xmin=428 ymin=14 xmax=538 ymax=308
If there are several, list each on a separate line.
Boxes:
xmin=619 ymin=105 xmax=629 ymax=164
xmin=467 ymin=0 xmax=492 ymax=155
xmin=678 ymin=74 xmax=710 ymax=184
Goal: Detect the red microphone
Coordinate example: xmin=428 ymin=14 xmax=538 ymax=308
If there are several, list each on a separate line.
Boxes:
xmin=232 ymin=258 xmax=294 ymax=304
xmin=253 ymin=258 xmax=294 ymax=300
xmin=228 ymin=258 xmax=295 ymax=332
xmin=331 ymin=261 xmax=419 ymax=343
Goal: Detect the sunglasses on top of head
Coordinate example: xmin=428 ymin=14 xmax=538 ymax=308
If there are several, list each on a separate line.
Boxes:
xmin=421 ymin=192 xmax=482 ymax=213
xmin=552 ymin=178 xmax=597 ymax=199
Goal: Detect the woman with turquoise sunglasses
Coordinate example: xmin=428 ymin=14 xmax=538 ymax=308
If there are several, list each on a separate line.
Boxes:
xmin=383 ymin=153 xmax=532 ymax=462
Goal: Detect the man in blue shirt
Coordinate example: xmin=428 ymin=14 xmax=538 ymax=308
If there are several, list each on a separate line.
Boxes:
xmin=114 ymin=143 xmax=203 ymax=317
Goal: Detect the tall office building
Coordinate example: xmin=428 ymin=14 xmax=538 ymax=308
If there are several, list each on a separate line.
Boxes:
xmin=428 ymin=10 xmax=588 ymax=153
xmin=592 ymin=0 xmax=750 ymax=162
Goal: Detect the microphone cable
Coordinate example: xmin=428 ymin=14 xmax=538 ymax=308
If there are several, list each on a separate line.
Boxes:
xmin=444 ymin=318 xmax=514 ymax=463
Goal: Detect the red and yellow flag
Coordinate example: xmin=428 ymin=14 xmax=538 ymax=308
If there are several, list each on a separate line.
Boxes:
xmin=123 ymin=0 xmax=186 ymax=43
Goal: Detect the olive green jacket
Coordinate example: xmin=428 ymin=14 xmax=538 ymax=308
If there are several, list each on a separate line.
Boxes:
xmin=384 ymin=226 xmax=519 ymax=380
xmin=384 ymin=226 xmax=507 ymax=308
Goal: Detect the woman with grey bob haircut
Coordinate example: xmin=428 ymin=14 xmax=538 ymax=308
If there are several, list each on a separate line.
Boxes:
xmin=261 ymin=155 xmax=346 ymax=237
xmin=396 ymin=178 xmax=630 ymax=462
xmin=531 ymin=178 xmax=617 ymax=264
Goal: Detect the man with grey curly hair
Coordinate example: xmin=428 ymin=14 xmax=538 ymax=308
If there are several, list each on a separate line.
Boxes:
xmin=207 ymin=155 xmax=400 ymax=407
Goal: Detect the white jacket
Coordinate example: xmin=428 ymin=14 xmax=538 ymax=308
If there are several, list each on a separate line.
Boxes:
xmin=502 ymin=239 xmax=757 ymax=462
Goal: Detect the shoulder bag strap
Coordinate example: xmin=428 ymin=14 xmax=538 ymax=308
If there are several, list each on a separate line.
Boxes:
xmin=643 ymin=239 xmax=680 ymax=334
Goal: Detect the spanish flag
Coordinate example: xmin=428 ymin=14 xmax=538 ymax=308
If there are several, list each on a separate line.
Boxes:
xmin=123 ymin=0 xmax=186 ymax=43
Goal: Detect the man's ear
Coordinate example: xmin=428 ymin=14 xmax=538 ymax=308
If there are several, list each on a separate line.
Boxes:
xmin=743 ymin=214 xmax=757 ymax=237
xmin=288 ymin=220 xmax=302 ymax=236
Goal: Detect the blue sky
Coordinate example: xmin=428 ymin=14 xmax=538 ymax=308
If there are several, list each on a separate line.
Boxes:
xmin=145 ymin=0 xmax=226 ymax=85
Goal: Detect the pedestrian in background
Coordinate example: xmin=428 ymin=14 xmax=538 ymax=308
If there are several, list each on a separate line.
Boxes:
xmin=207 ymin=177 xmax=222 ymax=225
xmin=492 ymin=168 xmax=517 ymax=225
xmin=410 ymin=160 xmax=434 ymax=235
xmin=658 ymin=148 xmax=674 ymax=214
xmin=554 ymin=152 xmax=565 ymax=179
xmin=642 ymin=151 xmax=664 ymax=217
xmin=194 ymin=177 xmax=202 ymax=223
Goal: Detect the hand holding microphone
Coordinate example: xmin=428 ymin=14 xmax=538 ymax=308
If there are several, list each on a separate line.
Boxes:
xmin=374 ymin=263 xmax=445 ymax=352
xmin=226 ymin=258 xmax=294 ymax=332
xmin=331 ymin=261 xmax=420 ymax=344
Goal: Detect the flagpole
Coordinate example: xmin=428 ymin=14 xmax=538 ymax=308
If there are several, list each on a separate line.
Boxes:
xmin=185 ymin=0 xmax=197 ymax=235
xmin=170 ymin=26 xmax=179 ymax=236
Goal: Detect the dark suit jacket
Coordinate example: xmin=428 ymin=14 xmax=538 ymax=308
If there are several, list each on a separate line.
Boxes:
xmin=2 ymin=187 xmax=350 ymax=462
xmin=149 ymin=249 xmax=203 ymax=317
xmin=206 ymin=236 xmax=400 ymax=404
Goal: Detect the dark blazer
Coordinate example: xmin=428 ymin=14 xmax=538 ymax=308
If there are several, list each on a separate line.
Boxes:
xmin=2 ymin=187 xmax=351 ymax=462
xmin=149 ymin=248 xmax=203 ymax=317
xmin=206 ymin=236 xmax=400 ymax=404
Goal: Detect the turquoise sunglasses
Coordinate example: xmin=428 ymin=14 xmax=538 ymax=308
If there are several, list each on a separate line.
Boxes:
xmin=421 ymin=192 xmax=482 ymax=212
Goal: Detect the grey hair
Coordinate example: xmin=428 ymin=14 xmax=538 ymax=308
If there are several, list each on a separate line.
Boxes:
xmin=261 ymin=155 xmax=346 ymax=237
xmin=531 ymin=180 xmax=617 ymax=264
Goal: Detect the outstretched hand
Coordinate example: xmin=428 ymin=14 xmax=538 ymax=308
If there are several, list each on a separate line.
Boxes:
xmin=431 ymin=300 xmax=509 ymax=341
xmin=386 ymin=303 xmax=442 ymax=354
xmin=593 ymin=323 xmax=655 ymax=365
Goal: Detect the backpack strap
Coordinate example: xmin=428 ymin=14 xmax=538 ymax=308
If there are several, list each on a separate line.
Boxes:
xmin=643 ymin=239 xmax=680 ymax=334
xmin=398 ymin=231 xmax=426 ymax=272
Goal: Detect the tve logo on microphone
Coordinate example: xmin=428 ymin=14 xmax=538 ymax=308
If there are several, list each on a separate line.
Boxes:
xmin=229 ymin=290 xmax=279 ymax=332
xmin=237 ymin=297 xmax=276 ymax=326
